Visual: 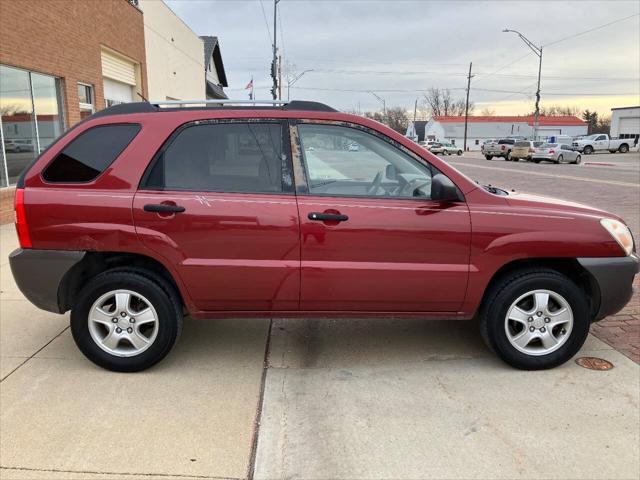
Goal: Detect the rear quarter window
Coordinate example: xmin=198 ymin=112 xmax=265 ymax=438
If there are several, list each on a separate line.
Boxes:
xmin=42 ymin=124 xmax=140 ymax=183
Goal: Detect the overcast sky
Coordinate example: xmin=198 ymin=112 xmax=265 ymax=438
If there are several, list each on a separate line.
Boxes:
xmin=166 ymin=0 xmax=639 ymax=117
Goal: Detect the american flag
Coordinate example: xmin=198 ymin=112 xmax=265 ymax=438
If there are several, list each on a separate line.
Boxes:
xmin=245 ymin=77 xmax=254 ymax=100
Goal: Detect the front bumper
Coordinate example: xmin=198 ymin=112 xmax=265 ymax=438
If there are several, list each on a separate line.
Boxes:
xmin=9 ymin=248 xmax=85 ymax=313
xmin=578 ymin=254 xmax=639 ymax=321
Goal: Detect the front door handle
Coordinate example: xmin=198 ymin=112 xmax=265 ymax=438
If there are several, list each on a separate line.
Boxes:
xmin=308 ymin=212 xmax=348 ymax=222
xmin=144 ymin=203 xmax=185 ymax=213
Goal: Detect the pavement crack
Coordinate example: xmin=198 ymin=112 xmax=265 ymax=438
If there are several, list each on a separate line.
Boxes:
xmin=247 ymin=318 xmax=273 ymax=480
xmin=0 ymin=466 xmax=238 ymax=479
xmin=1 ymin=326 xmax=69 ymax=382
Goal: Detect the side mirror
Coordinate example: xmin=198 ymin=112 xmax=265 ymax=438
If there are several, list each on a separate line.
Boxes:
xmin=385 ymin=164 xmax=397 ymax=180
xmin=431 ymin=174 xmax=461 ymax=202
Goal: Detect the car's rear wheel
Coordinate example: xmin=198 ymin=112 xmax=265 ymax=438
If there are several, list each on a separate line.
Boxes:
xmin=479 ymin=269 xmax=590 ymax=370
xmin=71 ymin=271 xmax=182 ymax=372
xmin=457 ymin=150 xmax=462 ymax=156
xmin=556 ymin=154 xmax=563 ymax=164
xmin=619 ymin=144 xmax=629 ymax=153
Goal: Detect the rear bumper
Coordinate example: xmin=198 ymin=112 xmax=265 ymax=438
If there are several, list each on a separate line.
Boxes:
xmin=9 ymin=248 xmax=85 ymax=314
xmin=578 ymin=254 xmax=639 ymax=321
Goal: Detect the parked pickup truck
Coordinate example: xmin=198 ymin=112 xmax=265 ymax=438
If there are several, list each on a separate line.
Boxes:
xmin=572 ymin=134 xmax=633 ymax=154
xmin=484 ymin=138 xmax=516 ymax=160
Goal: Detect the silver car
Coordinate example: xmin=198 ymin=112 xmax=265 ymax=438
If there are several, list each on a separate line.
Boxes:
xmin=532 ymin=143 xmax=581 ymax=164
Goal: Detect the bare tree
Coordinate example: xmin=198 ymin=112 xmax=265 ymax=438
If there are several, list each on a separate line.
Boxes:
xmin=364 ymin=106 xmax=409 ymax=134
xmin=535 ymin=104 xmax=580 ymax=116
xmin=423 ymin=88 xmax=443 ymax=116
xmin=480 ymin=107 xmax=496 ymax=116
xmin=423 ymin=88 xmax=471 ymax=116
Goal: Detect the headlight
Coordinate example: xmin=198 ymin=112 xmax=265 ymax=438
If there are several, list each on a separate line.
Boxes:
xmin=600 ymin=218 xmax=634 ymax=255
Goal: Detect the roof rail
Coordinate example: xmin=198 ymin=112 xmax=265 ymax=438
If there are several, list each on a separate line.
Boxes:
xmin=89 ymin=100 xmax=337 ymax=119
xmin=151 ymin=99 xmax=288 ymax=107
xmin=151 ymin=99 xmax=337 ymax=112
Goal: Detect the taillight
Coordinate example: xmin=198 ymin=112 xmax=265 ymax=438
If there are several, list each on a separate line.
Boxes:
xmin=548 ymin=150 xmax=555 ymax=154
xmin=501 ymin=145 xmax=506 ymax=150
xmin=14 ymin=188 xmax=32 ymax=249
xmin=529 ymin=148 xmax=535 ymax=152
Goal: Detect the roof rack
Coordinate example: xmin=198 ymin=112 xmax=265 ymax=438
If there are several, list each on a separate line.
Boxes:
xmin=152 ymin=99 xmax=287 ymax=107
xmin=89 ymin=100 xmax=337 ymax=119
xmin=151 ymin=99 xmax=336 ymax=112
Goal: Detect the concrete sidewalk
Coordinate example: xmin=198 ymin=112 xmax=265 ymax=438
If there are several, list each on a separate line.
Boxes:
xmin=1 ymin=223 xmax=639 ymax=480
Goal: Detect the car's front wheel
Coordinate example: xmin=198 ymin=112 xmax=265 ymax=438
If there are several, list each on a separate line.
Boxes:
xmin=572 ymin=155 xmax=581 ymax=165
xmin=480 ymin=269 xmax=590 ymax=370
xmin=71 ymin=271 xmax=182 ymax=372
xmin=485 ymin=155 xmax=493 ymax=160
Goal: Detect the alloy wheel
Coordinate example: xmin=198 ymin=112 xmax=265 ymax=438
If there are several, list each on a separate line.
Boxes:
xmin=88 ymin=289 xmax=159 ymax=357
xmin=504 ymin=289 xmax=573 ymax=356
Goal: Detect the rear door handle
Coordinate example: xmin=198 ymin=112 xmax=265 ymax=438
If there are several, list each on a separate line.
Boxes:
xmin=144 ymin=204 xmax=185 ymax=213
xmin=308 ymin=212 xmax=349 ymax=222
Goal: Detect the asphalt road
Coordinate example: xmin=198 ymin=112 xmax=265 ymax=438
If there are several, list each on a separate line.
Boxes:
xmin=446 ymin=150 xmax=640 ymax=237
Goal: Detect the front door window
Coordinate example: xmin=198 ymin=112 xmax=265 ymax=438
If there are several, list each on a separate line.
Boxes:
xmin=297 ymin=124 xmax=433 ymax=199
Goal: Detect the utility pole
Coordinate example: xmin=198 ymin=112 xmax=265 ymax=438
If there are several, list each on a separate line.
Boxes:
xmin=413 ymin=98 xmax=418 ymax=122
xmin=278 ymin=55 xmax=282 ymax=100
xmin=503 ymin=29 xmax=543 ymax=140
xmin=463 ymin=62 xmax=473 ymax=152
xmin=271 ymin=0 xmax=280 ymax=100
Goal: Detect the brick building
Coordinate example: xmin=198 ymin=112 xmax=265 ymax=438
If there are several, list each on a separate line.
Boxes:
xmin=0 ymin=0 xmax=148 ymax=221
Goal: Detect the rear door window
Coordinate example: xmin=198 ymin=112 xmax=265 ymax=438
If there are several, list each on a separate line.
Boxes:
xmin=144 ymin=122 xmax=285 ymax=193
xmin=42 ymin=124 xmax=140 ymax=183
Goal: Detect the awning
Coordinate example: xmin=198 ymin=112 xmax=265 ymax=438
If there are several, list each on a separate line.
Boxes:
xmin=206 ymin=81 xmax=227 ymax=99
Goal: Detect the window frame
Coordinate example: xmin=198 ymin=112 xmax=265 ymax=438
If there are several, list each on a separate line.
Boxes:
xmin=40 ymin=123 xmax=141 ymax=185
xmin=139 ymin=118 xmax=295 ymax=195
xmin=290 ymin=120 xmax=456 ymax=202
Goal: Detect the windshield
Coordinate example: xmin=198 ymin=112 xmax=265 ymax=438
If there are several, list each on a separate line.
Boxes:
xmin=541 ymin=143 xmax=558 ymax=148
xmin=584 ymin=134 xmax=600 ymax=140
xmin=514 ymin=141 xmax=530 ymax=147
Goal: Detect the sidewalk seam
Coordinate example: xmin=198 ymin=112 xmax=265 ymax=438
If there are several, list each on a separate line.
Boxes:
xmin=0 ymin=326 xmax=69 ymax=382
xmin=0 ymin=466 xmax=238 ymax=479
xmin=247 ymin=318 xmax=273 ymax=480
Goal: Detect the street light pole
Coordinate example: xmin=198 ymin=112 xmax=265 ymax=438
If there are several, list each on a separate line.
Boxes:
xmin=503 ymin=29 xmax=543 ymax=140
xmin=369 ymin=91 xmax=386 ymax=116
xmin=287 ymin=69 xmax=314 ymax=101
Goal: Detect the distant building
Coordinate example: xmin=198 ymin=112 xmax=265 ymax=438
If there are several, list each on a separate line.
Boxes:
xmin=610 ymin=106 xmax=639 ymax=141
xmin=405 ymin=121 xmax=428 ymax=143
xmin=406 ymin=115 xmax=588 ymax=150
xmin=0 ymin=0 xmax=148 ymax=222
xmin=201 ymin=36 xmax=228 ymax=99
xmin=140 ymin=0 xmax=206 ymax=101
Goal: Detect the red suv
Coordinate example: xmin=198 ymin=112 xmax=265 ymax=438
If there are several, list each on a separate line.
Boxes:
xmin=9 ymin=100 xmax=638 ymax=372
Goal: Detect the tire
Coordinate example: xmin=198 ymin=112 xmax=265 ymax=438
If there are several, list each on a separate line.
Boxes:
xmin=505 ymin=151 xmax=512 ymax=161
xmin=485 ymin=155 xmax=493 ymax=160
xmin=479 ymin=268 xmax=590 ymax=370
xmin=583 ymin=145 xmax=594 ymax=155
xmin=443 ymin=150 xmax=449 ymax=155
xmin=619 ymin=144 xmax=629 ymax=153
xmin=572 ymin=155 xmax=581 ymax=165
xmin=71 ymin=271 xmax=182 ymax=372
xmin=457 ymin=150 xmax=462 ymax=156
xmin=534 ymin=159 xmax=541 ymax=163
xmin=556 ymin=155 xmax=563 ymax=164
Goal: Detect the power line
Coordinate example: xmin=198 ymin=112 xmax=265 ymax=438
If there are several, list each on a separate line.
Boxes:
xmin=258 ymin=0 xmax=273 ymax=47
xmin=473 ymin=52 xmax=533 ymax=85
xmin=544 ymin=12 xmax=640 ymax=47
xmin=278 ymin=3 xmax=286 ymax=59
